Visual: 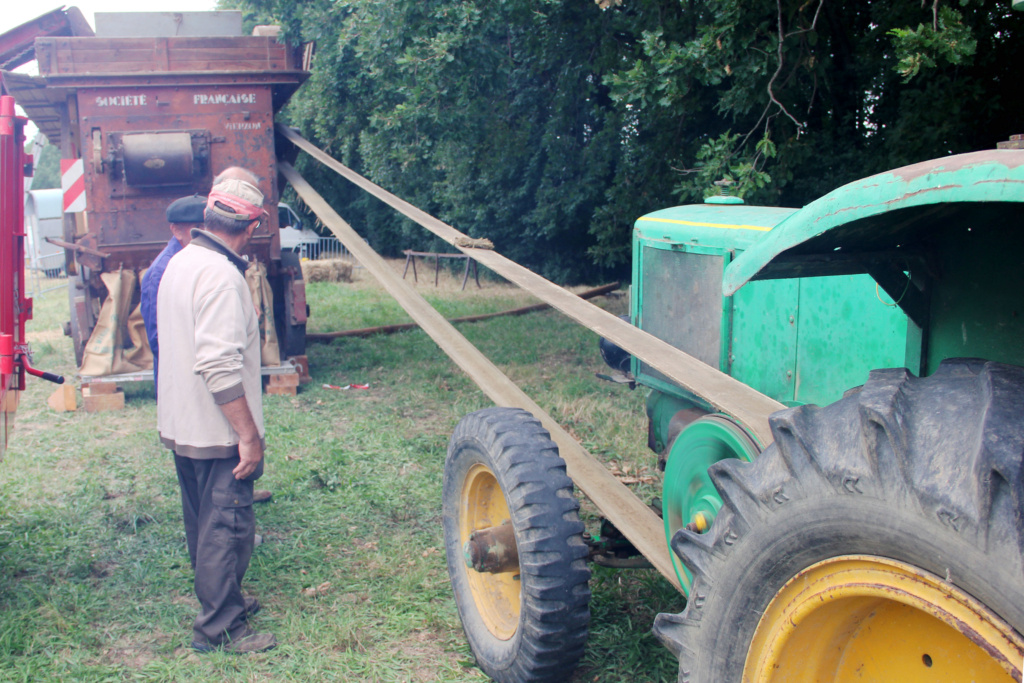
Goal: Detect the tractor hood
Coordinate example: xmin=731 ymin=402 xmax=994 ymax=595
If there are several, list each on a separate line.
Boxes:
xmin=723 ymin=149 xmax=1024 ymax=296
xmin=635 ymin=204 xmax=795 ymax=251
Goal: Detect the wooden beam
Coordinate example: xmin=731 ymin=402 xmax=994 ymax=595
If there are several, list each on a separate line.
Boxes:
xmin=277 ymin=124 xmax=784 ymax=445
xmin=307 ymin=282 xmax=621 ymax=342
xmin=280 ymin=163 xmax=683 ymax=592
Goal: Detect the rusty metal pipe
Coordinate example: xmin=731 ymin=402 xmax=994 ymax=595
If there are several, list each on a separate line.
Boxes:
xmin=463 ymin=522 xmax=519 ymax=574
xmin=43 ymin=237 xmax=110 ymax=259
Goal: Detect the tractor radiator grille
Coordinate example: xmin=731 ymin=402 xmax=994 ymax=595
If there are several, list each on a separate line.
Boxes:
xmin=638 ymin=247 xmax=723 ymax=386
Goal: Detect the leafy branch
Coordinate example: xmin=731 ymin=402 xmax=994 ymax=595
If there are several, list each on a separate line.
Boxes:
xmin=888 ymin=4 xmax=977 ymax=82
xmin=674 ymin=130 xmax=777 ymax=202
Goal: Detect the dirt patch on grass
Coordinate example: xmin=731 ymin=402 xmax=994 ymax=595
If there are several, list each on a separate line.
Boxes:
xmin=96 ymin=630 xmax=174 ymax=670
xmin=400 ymin=407 xmax=454 ymax=437
xmin=107 ymin=511 xmax=156 ymax=534
xmin=92 ymin=411 xmax=152 ymax=435
xmin=89 ymin=560 xmax=117 ymax=579
xmin=171 ymin=593 xmax=200 ymax=610
xmin=553 ymin=395 xmax=608 ymax=424
xmin=388 ymin=629 xmax=465 ymax=682
xmin=397 ymin=462 xmax=424 ymax=477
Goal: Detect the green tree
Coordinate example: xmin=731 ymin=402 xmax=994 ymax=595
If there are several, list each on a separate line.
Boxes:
xmin=27 ymin=141 xmax=61 ymax=190
xmin=606 ymin=0 xmax=1022 ymax=208
xmin=231 ymin=0 xmax=691 ymax=280
xmin=230 ymin=0 xmax=1024 ymax=281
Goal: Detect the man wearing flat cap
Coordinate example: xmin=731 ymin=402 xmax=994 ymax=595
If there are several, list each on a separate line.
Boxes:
xmin=157 ymin=177 xmax=277 ymax=654
xmin=141 ymin=194 xmax=205 ymax=397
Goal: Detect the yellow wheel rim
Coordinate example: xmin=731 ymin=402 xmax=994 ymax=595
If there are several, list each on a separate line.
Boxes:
xmin=460 ymin=463 xmax=520 ymax=640
xmin=744 ymin=555 xmax=1024 ymax=682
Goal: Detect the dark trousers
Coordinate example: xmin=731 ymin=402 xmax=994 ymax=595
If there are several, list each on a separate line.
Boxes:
xmin=174 ymin=453 xmax=262 ymax=644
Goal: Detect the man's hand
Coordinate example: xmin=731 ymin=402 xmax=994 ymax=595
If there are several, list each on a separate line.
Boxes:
xmin=234 ymin=436 xmax=264 ymax=480
xmin=217 ymin=394 xmax=264 ymax=480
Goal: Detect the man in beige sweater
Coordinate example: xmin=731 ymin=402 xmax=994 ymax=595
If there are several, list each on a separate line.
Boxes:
xmin=157 ymin=177 xmax=275 ymax=654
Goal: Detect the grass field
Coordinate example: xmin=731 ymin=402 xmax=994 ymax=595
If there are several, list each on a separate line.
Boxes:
xmin=0 ymin=262 xmax=685 ymax=682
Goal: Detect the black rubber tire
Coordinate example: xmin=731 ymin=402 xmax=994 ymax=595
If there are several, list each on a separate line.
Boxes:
xmin=443 ymin=407 xmax=591 ymax=683
xmin=598 ymin=314 xmax=632 ymax=374
xmin=652 ymin=359 xmax=1024 ymax=682
xmin=275 ymin=250 xmax=306 ymax=358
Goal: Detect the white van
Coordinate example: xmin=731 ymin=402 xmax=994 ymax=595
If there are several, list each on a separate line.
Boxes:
xmin=25 ymin=189 xmax=66 ymax=277
xmin=278 ymin=202 xmax=320 ymax=258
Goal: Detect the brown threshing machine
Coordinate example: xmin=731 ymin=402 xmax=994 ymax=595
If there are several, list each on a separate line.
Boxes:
xmin=0 ymin=7 xmax=311 ymax=377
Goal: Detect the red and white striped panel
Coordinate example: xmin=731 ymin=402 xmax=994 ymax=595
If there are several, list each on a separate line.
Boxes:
xmin=61 ymin=158 xmax=86 ymax=213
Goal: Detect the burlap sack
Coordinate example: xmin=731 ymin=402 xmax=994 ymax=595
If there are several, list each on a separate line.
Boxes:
xmin=81 ymin=263 xmax=275 ymax=376
xmin=245 ymin=262 xmax=281 ymax=367
xmin=80 ymin=269 xmax=151 ymax=377
xmin=122 ymin=302 xmax=153 ymax=371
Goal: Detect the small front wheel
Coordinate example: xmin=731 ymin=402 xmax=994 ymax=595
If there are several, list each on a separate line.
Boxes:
xmin=443 ymin=407 xmax=591 ymax=683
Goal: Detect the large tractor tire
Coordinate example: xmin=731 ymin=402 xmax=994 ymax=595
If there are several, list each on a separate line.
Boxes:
xmin=653 ymin=359 xmax=1024 ymax=682
xmin=443 ymin=407 xmax=591 ymax=683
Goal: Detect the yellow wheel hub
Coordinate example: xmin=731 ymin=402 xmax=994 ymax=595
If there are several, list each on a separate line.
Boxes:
xmin=460 ymin=463 xmax=520 ymax=640
xmin=744 ymin=555 xmax=1024 ymax=682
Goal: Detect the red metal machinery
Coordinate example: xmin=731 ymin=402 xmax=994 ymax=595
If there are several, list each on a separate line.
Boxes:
xmin=0 ymin=8 xmax=310 ymax=372
xmin=0 ymin=94 xmax=63 ymax=459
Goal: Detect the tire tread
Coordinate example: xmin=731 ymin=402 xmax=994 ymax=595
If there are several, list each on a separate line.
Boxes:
xmin=445 ymin=407 xmax=591 ymax=683
xmin=654 ymin=359 xmax=1024 ymax=682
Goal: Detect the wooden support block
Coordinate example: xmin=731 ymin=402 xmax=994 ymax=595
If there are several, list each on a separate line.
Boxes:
xmin=48 ymin=384 xmax=77 ymax=412
xmin=83 ymin=388 xmax=125 ymax=412
xmin=288 ymin=355 xmax=312 ymax=383
xmin=263 ymin=372 xmax=299 ymax=396
xmin=83 ymin=382 xmax=118 ymax=395
xmin=269 ymin=373 xmax=300 ymax=387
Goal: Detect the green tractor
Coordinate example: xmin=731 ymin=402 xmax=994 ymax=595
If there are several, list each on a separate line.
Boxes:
xmin=443 ymin=145 xmax=1024 ymax=682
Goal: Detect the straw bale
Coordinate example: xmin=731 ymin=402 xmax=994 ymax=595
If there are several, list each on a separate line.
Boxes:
xmin=302 ymin=259 xmax=354 ymax=283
